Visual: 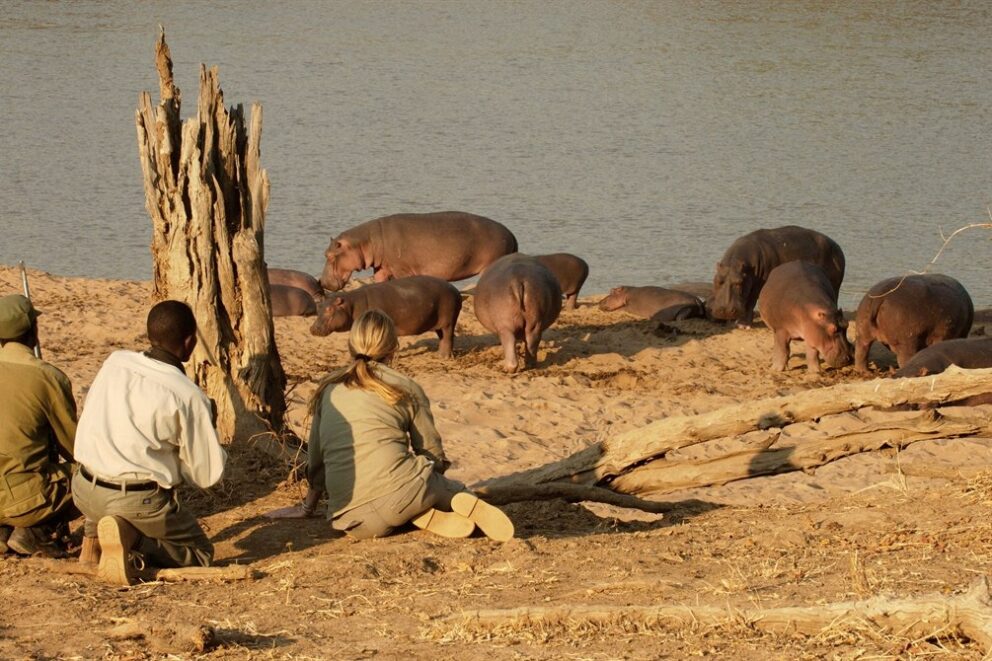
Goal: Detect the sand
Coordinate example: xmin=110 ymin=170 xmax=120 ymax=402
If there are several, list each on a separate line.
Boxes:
xmin=2 ymin=263 xmax=992 ymax=659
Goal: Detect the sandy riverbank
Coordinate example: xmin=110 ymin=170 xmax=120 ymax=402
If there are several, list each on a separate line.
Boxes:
xmin=3 ymin=264 xmax=992 ymax=659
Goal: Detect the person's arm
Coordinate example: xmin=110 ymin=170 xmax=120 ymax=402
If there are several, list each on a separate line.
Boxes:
xmin=306 ymin=407 xmax=326 ymax=496
xmin=406 ymin=383 xmax=450 ymax=473
xmin=262 ymin=409 xmax=324 ymax=520
xmin=47 ymin=371 xmax=77 ymax=463
xmin=177 ymin=393 xmax=227 ymax=488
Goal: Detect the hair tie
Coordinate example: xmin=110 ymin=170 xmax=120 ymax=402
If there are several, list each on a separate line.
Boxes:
xmin=354 ymin=353 xmax=371 ymax=361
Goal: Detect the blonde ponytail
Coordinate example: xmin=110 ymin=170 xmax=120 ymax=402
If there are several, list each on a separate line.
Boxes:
xmin=309 ymin=309 xmax=408 ymax=414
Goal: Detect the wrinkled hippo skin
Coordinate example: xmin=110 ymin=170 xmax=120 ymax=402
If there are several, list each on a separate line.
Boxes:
xmin=757 ymin=261 xmax=853 ymax=374
xmin=709 ymin=226 xmax=845 ymax=327
xmin=320 ymin=211 xmax=518 ymax=291
xmin=310 ymin=276 xmax=462 ymax=357
xmin=855 ymin=274 xmax=973 ymax=373
xmin=533 ymin=253 xmax=589 ymax=310
xmin=474 ymin=254 xmax=562 ymax=372
xmin=894 ymin=337 xmax=992 ymax=377
xmin=598 ymin=286 xmax=705 ymax=321
xmin=268 ymin=267 xmax=324 ymax=300
xmin=271 ymin=284 xmax=317 ymax=317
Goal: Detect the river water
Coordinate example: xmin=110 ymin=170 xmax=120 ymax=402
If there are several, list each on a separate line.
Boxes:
xmin=2 ymin=2 xmax=991 ymax=308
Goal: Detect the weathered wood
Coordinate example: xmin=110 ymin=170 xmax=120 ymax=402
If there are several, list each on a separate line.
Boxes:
xmin=610 ymin=411 xmax=986 ymax=495
xmin=445 ymin=576 xmax=992 ymax=652
xmin=135 ymin=29 xmax=287 ymax=445
xmin=480 ymin=367 xmax=992 ymax=496
xmin=153 ymin=564 xmax=253 ymax=582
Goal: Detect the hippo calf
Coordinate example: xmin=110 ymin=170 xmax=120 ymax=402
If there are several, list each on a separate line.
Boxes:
xmin=534 ymin=253 xmax=589 ymax=310
xmin=268 ymin=267 xmax=324 ymax=300
xmin=474 ymin=253 xmax=562 ymax=372
xmin=757 ymin=261 xmax=852 ymax=374
xmin=598 ymin=286 xmax=705 ymax=321
xmin=709 ymin=225 xmax=845 ymax=327
xmin=320 ymin=211 xmax=517 ymax=291
xmin=854 ymin=274 xmax=973 ymax=373
xmin=310 ymin=276 xmax=462 ymax=357
xmin=271 ymin=285 xmax=317 ymax=317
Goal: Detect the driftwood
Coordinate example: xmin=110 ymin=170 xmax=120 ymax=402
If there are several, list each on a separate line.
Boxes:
xmin=477 ymin=367 xmax=992 ymax=506
xmin=135 ymin=29 xmax=287 ymax=447
xmin=444 ymin=576 xmax=992 ymax=652
xmin=611 ymin=410 xmax=987 ymax=495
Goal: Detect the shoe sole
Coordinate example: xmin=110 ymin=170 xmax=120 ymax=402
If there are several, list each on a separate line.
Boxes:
xmin=97 ymin=517 xmax=136 ymax=586
xmin=451 ymin=492 xmax=514 ymax=542
xmin=410 ymin=508 xmax=474 ymax=538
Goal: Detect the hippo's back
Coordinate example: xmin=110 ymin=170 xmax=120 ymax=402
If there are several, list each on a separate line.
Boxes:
xmin=353 ymin=275 xmax=462 ymax=335
xmin=361 ymin=211 xmax=517 ymax=280
xmin=734 ymin=226 xmax=845 ymax=290
xmin=859 ymin=274 xmax=973 ymax=332
xmin=533 ymin=253 xmax=589 ymax=295
xmin=894 ymin=337 xmax=992 ymax=378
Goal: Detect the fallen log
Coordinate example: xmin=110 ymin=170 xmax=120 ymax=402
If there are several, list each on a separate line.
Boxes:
xmin=478 ymin=367 xmax=992 ymax=498
xmin=441 ymin=576 xmax=992 ymax=652
xmin=610 ymin=410 xmax=986 ymax=495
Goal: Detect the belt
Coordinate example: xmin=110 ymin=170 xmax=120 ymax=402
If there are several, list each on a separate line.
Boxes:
xmin=79 ymin=466 xmax=160 ymax=492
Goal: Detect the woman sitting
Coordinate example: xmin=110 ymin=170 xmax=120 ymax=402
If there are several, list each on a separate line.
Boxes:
xmin=301 ymin=309 xmax=513 ymax=541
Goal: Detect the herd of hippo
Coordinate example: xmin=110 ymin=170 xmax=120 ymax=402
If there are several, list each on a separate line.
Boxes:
xmin=266 ymin=211 xmax=989 ymax=379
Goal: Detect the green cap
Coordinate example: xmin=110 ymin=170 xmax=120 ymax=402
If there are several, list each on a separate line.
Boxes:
xmin=0 ymin=294 xmax=40 ymax=340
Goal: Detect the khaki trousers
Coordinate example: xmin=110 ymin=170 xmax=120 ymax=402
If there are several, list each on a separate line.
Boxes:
xmin=71 ymin=470 xmax=213 ymax=568
xmin=331 ymin=470 xmax=466 ymax=539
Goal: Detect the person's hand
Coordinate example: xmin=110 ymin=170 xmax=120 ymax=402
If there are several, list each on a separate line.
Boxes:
xmin=263 ymin=505 xmax=316 ymax=519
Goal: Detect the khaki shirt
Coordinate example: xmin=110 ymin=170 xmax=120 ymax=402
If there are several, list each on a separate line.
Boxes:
xmin=0 ymin=342 xmax=77 ymax=517
xmin=308 ymin=363 xmax=448 ymax=517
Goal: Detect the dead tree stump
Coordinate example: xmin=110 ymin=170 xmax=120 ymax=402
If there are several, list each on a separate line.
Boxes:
xmin=135 ymin=29 xmax=286 ymax=444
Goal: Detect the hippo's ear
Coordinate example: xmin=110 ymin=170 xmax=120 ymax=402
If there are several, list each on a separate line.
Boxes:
xmin=332 ymin=296 xmax=347 ymax=307
xmin=826 ymin=323 xmax=838 ymax=335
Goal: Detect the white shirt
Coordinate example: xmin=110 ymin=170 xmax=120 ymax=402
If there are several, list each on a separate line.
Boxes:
xmin=75 ymin=350 xmax=226 ymax=488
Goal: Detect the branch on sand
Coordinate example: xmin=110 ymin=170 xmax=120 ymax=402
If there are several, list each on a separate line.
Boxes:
xmin=475 ymin=366 xmax=992 ymax=509
xmin=441 ymin=576 xmax=992 ymax=652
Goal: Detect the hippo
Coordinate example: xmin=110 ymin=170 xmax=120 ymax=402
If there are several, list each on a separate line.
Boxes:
xmin=709 ymin=226 xmax=845 ymax=327
xmin=597 ymin=286 xmax=705 ymax=321
xmin=757 ymin=261 xmax=853 ymax=374
xmin=268 ymin=267 xmax=324 ymax=300
xmin=894 ymin=337 xmax=992 ymax=378
xmin=854 ymin=274 xmax=973 ymax=373
xmin=534 ymin=253 xmax=589 ymax=310
xmin=310 ymin=276 xmax=462 ymax=357
xmin=271 ymin=285 xmax=317 ymax=317
xmin=474 ymin=253 xmax=562 ymax=372
xmin=320 ymin=211 xmax=518 ymax=291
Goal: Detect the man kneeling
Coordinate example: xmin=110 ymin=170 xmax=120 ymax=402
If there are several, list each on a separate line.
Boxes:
xmin=72 ymin=300 xmax=226 ymax=585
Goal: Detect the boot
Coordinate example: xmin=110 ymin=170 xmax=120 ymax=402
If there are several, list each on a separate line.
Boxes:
xmin=79 ymin=535 xmax=101 ymax=567
xmin=0 ymin=525 xmax=11 ymax=554
xmin=7 ymin=526 xmax=68 ymax=558
xmin=96 ymin=516 xmax=141 ymax=586
xmin=410 ymin=508 xmax=475 ymax=538
xmin=450 ymin=492 xmax=515 ymax=542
